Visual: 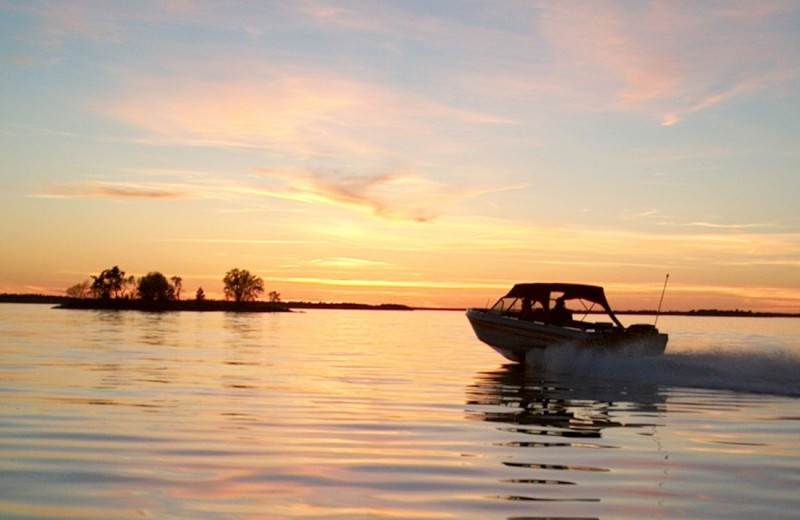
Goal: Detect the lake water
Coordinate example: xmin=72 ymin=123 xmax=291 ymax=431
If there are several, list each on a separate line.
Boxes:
xmin=1 ymin=304 xmax=799 ymax=519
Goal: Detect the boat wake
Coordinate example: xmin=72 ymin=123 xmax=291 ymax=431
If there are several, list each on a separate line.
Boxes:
xmin=525 ymin=345 xmax=800 ymax=398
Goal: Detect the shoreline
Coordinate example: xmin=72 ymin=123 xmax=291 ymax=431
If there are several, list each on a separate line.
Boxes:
xmin=54 ymin=298 xmax=293 ymax=313
xmin=0 ymin=293 xmax=798 ymax=317
xmin=0 ymin=294 xmax=415 ymax=313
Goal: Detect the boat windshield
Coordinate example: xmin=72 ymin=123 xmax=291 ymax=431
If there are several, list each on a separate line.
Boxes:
xmin=488 ymin=283 xmax=625 ymax=328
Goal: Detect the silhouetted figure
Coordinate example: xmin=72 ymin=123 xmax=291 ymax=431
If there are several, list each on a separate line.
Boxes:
xmin=520 ymin=299 xmax=534 ymax=320
xmin=551 ymin=297 xmax=572 ymax=326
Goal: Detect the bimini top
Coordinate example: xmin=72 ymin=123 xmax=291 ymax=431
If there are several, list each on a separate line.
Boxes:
xmin=503 ymin=283 xmax=623 ymax=328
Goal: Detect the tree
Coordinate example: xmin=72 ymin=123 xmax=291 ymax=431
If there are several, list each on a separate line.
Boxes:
xmin=121 ymin=275 xmax=137 ymax=300
xmin=171 ymin=276 xmax=183 ymax=300
xmin=137 ymin=272 xmax=175 ymax=303
xmin=268 ymin=291 xmax=281 ymax=303
xmin=195 ymin=287 xmax=205 ymax=301
xmin=91 ymin=266 xmax=125 ymax=300
xmin=66 ymin=280 xmax=91 ymax=299
xmin=223 ymin=268 xmax=264 ymax=303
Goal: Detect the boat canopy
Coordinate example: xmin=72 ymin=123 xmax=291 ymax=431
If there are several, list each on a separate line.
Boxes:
xmin=502 ymin=283 xmax=624 ymax=328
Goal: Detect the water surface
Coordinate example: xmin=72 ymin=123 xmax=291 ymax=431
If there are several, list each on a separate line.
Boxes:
xmin=1 ymin=305 xmax=798 ymax=519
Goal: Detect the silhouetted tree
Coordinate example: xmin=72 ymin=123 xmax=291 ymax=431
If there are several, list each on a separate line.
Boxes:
xmin=171 ymin=276 xmax=183 ymax=300
xmin=268 ymin=291 xmax=281 ymax=303
xmin=223 ymin=268 xmax=264 ymax=303
xmin=91 ymin=266 xmax=125 ymax=300
xmin=137 ymin=272 xmax=175 ymax=303
xmin=66 ymin=280 xmax=91 ymax=299
xmin=121 ymin=275 xmax=137 ymax=299
xmin=195 ymin=287 xmax=205 ymax=301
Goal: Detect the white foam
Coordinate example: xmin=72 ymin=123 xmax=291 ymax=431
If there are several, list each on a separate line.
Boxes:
xmin=526 ymin=345 xmax=800 ymax=397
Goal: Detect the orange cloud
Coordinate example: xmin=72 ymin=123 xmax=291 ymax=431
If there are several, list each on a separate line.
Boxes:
xmin=252 ymin=167 xmax=526 ymax=222
xmin=309 ymin=257 xmax=392 ymax=269
xmin=37 ymin=182 xmax=191 ymax=200
xmin=31 ymin=165 xmax=525 ymax=223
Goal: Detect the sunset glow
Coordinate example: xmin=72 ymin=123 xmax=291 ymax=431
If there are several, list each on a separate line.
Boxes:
xmin=1 ymin=1 xmax=799 ymax=311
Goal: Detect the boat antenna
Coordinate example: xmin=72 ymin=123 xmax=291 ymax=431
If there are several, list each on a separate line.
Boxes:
xmin=654 ymin=274 xmax=669 ymax=327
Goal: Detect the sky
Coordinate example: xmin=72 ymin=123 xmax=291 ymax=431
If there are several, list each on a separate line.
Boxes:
xmin=1 ymin=1 xmax=799 ymax=311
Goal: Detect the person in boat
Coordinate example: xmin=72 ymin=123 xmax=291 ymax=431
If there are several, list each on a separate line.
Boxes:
xmin=520 ymin=299 xmax=546 ymax=322
xmin=520 ymin=298 xmax=534 ymax=320
xmin=550 ymin=297 xmax=572 ymax=326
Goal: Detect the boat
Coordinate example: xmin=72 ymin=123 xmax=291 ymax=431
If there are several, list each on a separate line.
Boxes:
xmin=466 ymin=283 xmax=667 ymax=362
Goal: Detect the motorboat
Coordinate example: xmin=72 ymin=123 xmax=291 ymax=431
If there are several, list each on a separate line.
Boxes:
xmin=466 ymin=283 xmax=667 ymax=362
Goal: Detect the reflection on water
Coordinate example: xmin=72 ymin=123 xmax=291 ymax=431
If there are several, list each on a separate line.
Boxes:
xmin=465 ymin=363 xmax=668 ymax=516
xmin=467 ymin=363 xmax=665 ymax=428
xmin=0 ymin=307 xmax=799 ymax=520
xmin=463 ymin=349 xmax=800 ymax=520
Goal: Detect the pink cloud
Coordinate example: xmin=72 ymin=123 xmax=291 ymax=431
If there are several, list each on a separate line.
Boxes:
xmin=534 ymin=2 xmax=800 ymax=124
xmin=96 ymin=69 xmax=514 ymax=162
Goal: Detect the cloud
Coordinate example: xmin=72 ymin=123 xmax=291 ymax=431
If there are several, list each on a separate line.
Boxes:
xmin=253 ymin=167 xmax=526 ymax=222
xmin=534 ymin=2 xmax=800 ymax=124
xmin=309 ymin=257 xmax=393 ymax=269
xmin=259 ymin=276 xmax=506 ymax=291
xmin=37 ymin=182 xmax=191 ymax=200
xmin=21 ymin=1 xmax=800 ymax=130
xmin=95 ymin=70 xmax=514 ymax=162
xmin=98 ymin=76 xmax=361 ymax=155
xmin=29 ymin=160 xmax=525 ymax=223
xmin=33 ymin=166 xmax=525 ymax=223
xmin=264 ymin=169 xmax=442 ymax=221
xmin=30 ymin=167 xmax=255 ymax=202
xmin=622 ymin=208 xmax=660 ymax=220
xmin=385 ymin=215 xmax=800 ymax=267
xmin=160 ymin=238 xmax=322 ymax=246
xmin=681 ymin=221 xmax=766 ymax=230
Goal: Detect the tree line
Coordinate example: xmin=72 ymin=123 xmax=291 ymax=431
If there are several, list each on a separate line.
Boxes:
xmin=66 ymin=266 xmax=281 ymax=304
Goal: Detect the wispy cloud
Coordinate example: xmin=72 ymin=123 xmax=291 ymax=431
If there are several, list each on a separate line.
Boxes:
xmin=18 ymin=1 xmax=800 ymax=131
xmin=388 ymin=216 xmax=800 ymax=267
xmin=260 ymin=276 xmax=507 ymax=291
xmin=35 ymin=182 xmax=192 ymax=200
xmin=309 ymin=257 xmax=393 ymax=269
xmin=31 ymin=165 xmax=525 ymax=223
xmin=95 ymin=70 xmax=514 ymax=161
xmin=159 ymin=238 xmax=323 ymax=246
xmin=30 ymin=167 xmax=245 ymax=201
xmin=253 ymin=167 xmax=527 ymax=222
xmin=681 ymin=221 xmax=767 ymax=230
xmin=255 ymin=169 xmax=440 ymax=222
xmin=534 ymin=2 xmax=800 ymax=124
xmin=622 ymin=208 xmax=660 ymax=220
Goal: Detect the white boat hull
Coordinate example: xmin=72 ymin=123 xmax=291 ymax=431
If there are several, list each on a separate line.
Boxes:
xmin=466 ymin=308 xmax=667 ymax=362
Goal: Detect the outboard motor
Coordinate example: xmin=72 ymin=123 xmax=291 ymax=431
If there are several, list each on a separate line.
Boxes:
xmin=626 ymin=324 xmax=659 ymax=335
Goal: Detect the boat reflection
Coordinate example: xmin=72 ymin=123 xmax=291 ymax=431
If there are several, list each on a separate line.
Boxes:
xmin=466 ymin=363 xmax=665 ymax=434
xmin=464 ymin=363 xmax=668 ymax=514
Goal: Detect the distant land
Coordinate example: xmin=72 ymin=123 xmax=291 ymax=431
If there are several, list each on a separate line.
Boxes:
xmin=1 ymin=293 xmax=799 ymax=317
xmin=0 ymin=293 xmax=413 ymax=312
